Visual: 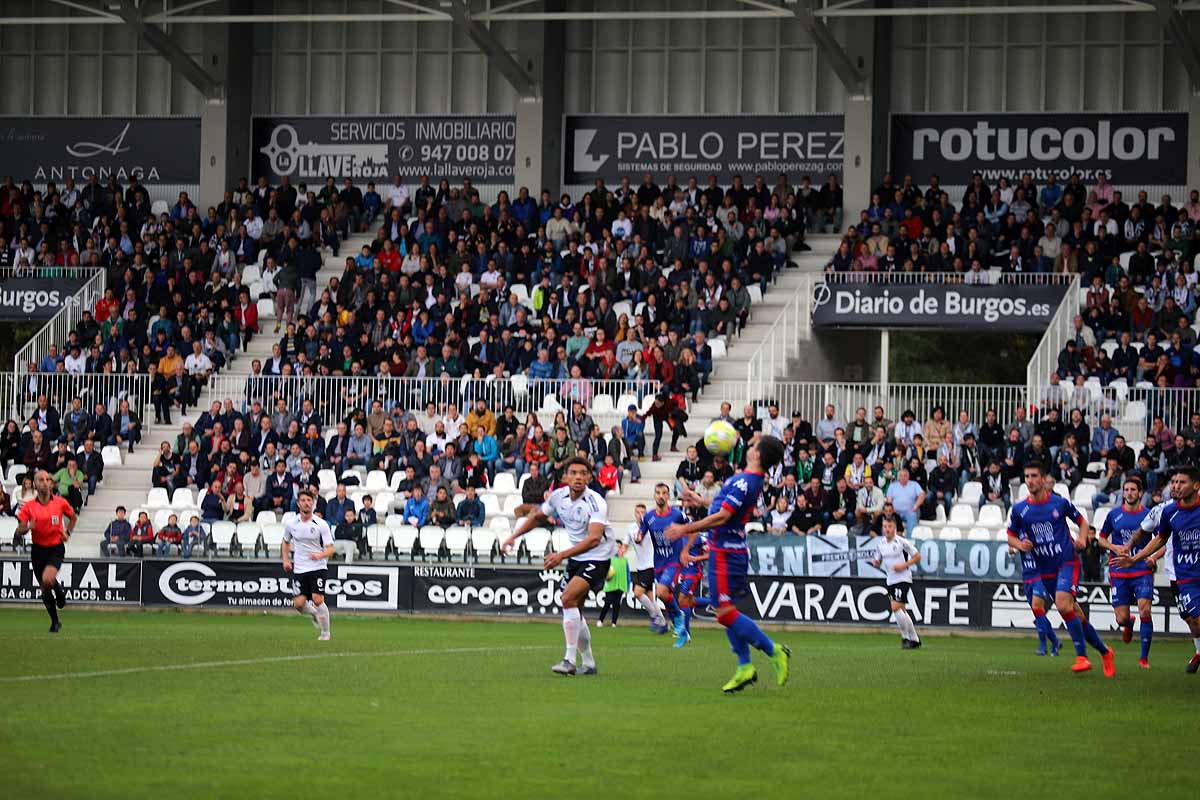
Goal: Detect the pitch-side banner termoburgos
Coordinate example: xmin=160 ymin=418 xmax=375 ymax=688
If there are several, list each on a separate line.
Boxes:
xmin=890 ymin=112 xmax=1187 ymax=186
xmin=0 ymin=557 xmax=141 ymax=604
xmin=141 ymin=560 xmax=409 ymax=611
xmin=811 ymin=281 xmax=1068 ymax=332
xmin=563 ymin=115 xmax=844 ymax=185
xmin=252 ymin=116 xmax=516 ymax=184
xmin=0 ymin=117 xmax=200 ymax=185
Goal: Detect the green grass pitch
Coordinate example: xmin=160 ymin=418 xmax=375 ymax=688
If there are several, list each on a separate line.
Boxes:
xmin=0 ymin=609 xmax=1196 ymax=799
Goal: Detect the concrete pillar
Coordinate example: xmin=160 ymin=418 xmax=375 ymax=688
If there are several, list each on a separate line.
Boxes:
xmin=843 ymin=96 xmax=873 ymax=222
xmin=513 ymin=3 xmax=565 ymax=197
xmin=1189 ymin=92 xmax=1200 ymax=192
xmin=198 ymin=12 xmax=252 ymax=209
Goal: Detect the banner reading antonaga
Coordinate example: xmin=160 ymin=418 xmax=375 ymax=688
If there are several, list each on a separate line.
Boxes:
xmin=890 ymin=112 xmax=1187 ymax=187
xmin=563 ymin=115 xmax=844 ymax=185
xmin=811 ymin=280 xmax=1068 ymax=332
xmin=0 ymin=557 xmax=141 ymax=604
xmin=0 ymin=117 xmax=200 ymax=185
xmin=252 ymin=116 xmax=516 ymax=185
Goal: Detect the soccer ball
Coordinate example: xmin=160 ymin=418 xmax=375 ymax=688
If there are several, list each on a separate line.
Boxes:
xmin=607 ymin=567 xmax=616 ymax=580
xmin=703 ymin=420 xmax=738 ymax=456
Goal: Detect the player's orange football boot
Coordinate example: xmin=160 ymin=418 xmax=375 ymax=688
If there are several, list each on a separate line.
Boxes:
xmin=1121 ymin=624 xmax=1133 ymax=644
xmin=1186 ymin=654 xmax=1200 ymax=674
xmin=1070 ymin=656 xmax=1092 ymax=673
xmin=1101 ymin=649 xmax=1116 ymax=678
xmin=1138 ymin=658 xmax=1151 ymax=669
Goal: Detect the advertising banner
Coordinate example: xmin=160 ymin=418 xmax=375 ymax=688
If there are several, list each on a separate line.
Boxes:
xmin=740 ymin=575 xmax=980 ymax=627
xmin=986 ymin=580 xmax=1194 ymax=635
xmin=810 ymin=280 xmax=1068 ymax=332
xmin=563 ymin=115 xmax=844 ymax=185
xmin=0 ymin=557 xmax=141 ymax=605
xmin=0 ymin=117 xmax=201 ymax=185
xmin=749 ymin=535 xmax=1024 ymax=582
xmin=0 ymin=277 xmax=87 ymax=320
xmin=251 ymin=116 xmax=516 ymax=185
xmin=890 ymin=112 xmax=1187 ymax=187
xmin=141 ymin=560 xmax=409 ymax=611
xmin=411 ymin=564 xmax=606 ymax=615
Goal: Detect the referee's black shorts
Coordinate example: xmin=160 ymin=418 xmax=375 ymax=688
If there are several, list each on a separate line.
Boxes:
xmin=31 ymin=543 xmax=65 ymax=577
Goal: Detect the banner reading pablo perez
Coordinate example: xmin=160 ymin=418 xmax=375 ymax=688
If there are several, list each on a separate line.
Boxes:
xmin=890 ymin=112 xmax=1187 ymax=187
xmin=252 ymin=116 xmax=516 ymax=184
xmin=563 ymin=115 xmax=844 ymax=185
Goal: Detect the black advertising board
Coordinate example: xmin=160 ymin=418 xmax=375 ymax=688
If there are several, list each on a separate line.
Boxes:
xmin=890 ymin=112 xmax=1187 ymax=186
xmin=810 ymin=280 xmax=1068 ymax=332
xmin=0 ymin=117 xmax=200 ymax=185
xmin=563 ymin=114 xmax=844 ymax=185
xmin=251 ymin=116 xmax=516 ymax=184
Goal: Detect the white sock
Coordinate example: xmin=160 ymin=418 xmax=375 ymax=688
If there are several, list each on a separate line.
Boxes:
xmin=1194 ymin=637 xmax=1200 ymax=655
xmin=562 ymin=607 xmax=581 ymax=663
xmin=315 ymin=602 xmax=330 ymax=635
xmin=895 ymin=609 xmax=919 ymax=642
xmin=302 ymin=601 xmax=320 ymax=628
xmin=637 ymin=593 xmax=663 ymax=624
xmin=577 ymin=616 xmax=595 ymax=669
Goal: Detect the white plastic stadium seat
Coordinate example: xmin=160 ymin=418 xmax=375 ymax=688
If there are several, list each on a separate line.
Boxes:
xmin=237 ymin=522 xmax=261 ymax=550
xmin=443 ymin=526 xmax=471 ymax=558
xmin=146 ymin=488 xmax=171 ymax=510
xmin=366 ymin=525 xmax=391 ymax=557
xmin=948 ymin=504 xmax=975 ymax=526
xmin=977 ymin=504 xmax=1005 ymax=528
xmin=959 ymin=482 xmax=982 ymax=506
xmin=261 ymin=523 xmax=286 ymax=555
xmin=208 ymin=521 xmax=237 ymax=555
xmin=256 ymin=510 xmax=278 ymax=525
xmin=911 ymin=525 xmax=934 ymax=539
xmin=1053 ymin=483 xmax=1070 ymax=500
xmin=418 ymin=526 xmax=446 ymax=559
xmin=825 ymin=524 xmax=848 ymax=538
xmin=524 ymin=527 xmax=552 ymax=559
xmin=491 ymin=473 xmax=517 ymax=495
xmin=482 ymin=493 xmax=502 ymax=518
xmin=152 ymin=509 xmax=174 ymax=530
xmin=393 ymin=525 xmax=420 ymax=558
xmin=318 ymin=469 xmax=337 ymax=493
xmin=101 ymin=447 xmax=123 ymax=467
xmin=501 ymin=494 xmax=521 ymax=516
xmin=591 ymin=395 xmax=615 ymax=417
xmin=470 ymin=527 xmax=497 ymax=559
xmin=489 ymin=516 xmax=511 ymax=534
xmin=709 ymin=339 xmax=727 ymax=360
xmin=151 ymin=200 xmax=170 ymax=217
xmin=967 ymin=527 xmax=992 ymax=542
xmin=257 ymin=297 xmax=275 ymax=320
xmin=939 ymin=526 xmax=963 ymax=540
xmin=551 ymin=527 xmax=571 ymax=552
xmin=1072 ymin=484 xmax=1097 ymax=508
xmin=1123 ymin=401 xmax=1147 ymax=423
xmin=170 ymin=488 xmax=195 ymax=510
xmin=1092 ymin=507 xmax=1111 ymax=532
xmin=365 ymin=470 xmax=389 ymax=491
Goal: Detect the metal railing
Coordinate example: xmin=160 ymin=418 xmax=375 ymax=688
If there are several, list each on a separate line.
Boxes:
xmin=822 ymin=270 xmax=1077 ymax=286
xmin=199 ymin=374 xmax=661 ymax=432
xmin=743 ymin=288 xmax=810 ymax=404
xmin=721 ymin=381 xmax=1030 ymax=430
xmin=0 ymin=265 xmax=101 ymax=281
xmin=11 ymin=268 xmax=105 ymax=376
xmin=6 ymin=372 xmax=151 ymax=427
xmin=1026 ymin=273 xmax=1082 ymax=418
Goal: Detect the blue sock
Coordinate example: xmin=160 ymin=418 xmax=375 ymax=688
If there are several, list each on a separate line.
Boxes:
xmin=725 ymin=626 xmax=752 ymax=666
xmin=1083 ymin=621 xmax=1109 ymax=655
xmin=1140 ymin=616 xmax=1153 ymax=660
xmin=1063 ymin=613 xmax=1088 ymax=656
xmin=682 ymin=606 xmax=694 ymax=634
xmin=1033 ymin=614 xmax=1051 ymax=648
xmin=729 ymin=612 xmax=775 ymax=657
xmin=664 ymin=596 xmax=681 ymax=619
xmin=1046 ymin=621 xmax=1060 ymax=648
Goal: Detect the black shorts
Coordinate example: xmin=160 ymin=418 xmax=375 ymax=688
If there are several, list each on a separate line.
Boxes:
xmin=31 ymin=543 xmax=65 ymax=577
xmin=294 ymin=569 xmax=328 ymax=598
xmin=632 ymin=568 xmax=654 ymax=591
xmin=887 ymin=582 xmax=912 ymax=605
xmin=562 ymin=559 xmax=610 ymax=594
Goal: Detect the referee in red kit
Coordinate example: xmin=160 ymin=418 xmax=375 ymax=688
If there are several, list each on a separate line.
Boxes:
xmin=15 ymin=470 xmax=77 ymax=632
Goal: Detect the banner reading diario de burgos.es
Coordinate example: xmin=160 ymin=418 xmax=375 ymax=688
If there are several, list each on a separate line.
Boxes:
xmin=810 ymin=281 xmax=1069 ymax=332
xmin=251 ymin=116 xmax=516 ymax=185
xmin=563 ymin=115 xmax=844 ymax=185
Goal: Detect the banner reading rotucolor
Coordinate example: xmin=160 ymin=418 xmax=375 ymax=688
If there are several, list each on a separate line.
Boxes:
xmin=810 ymin=281 xmax=1068 ymax=332
xmin=252 ymin=116 xmax=516 ymax=185
xmin=563 ymin=115 xmax=844 ymax=185
xmin=0 ymin=117 xmax=200 ymax=185
xmin=890 ymin=112 xmax=1187 ymax=187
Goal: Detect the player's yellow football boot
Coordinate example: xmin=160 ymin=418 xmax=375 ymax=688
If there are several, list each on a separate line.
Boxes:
xmin=721 ymin=664 xmax=757 ymax=693
xmin=769 ymin=644 xmax=792 ymax=686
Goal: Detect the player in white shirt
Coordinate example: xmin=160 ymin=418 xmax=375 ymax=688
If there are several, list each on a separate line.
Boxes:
xmin=503 ymin=457 xmax=612 ymax=676
xmin=1137 ymin=494 xmax=1184 ymax=623
xmin=282 ymin=490 xmax=336 ymax=640
xmin=871 ymin=517 xmax=923 ymax=649
xmin=624 ymin=503 xmax=667 ymax=629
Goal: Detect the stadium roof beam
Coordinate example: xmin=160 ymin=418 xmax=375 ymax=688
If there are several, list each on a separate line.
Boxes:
xmin=116 ymin=0 xmax=222 ymax=99
xmin=814 ymin=1 xmax=1157 ymax=16
xmin=442 ymin=0 xmax=539 ymax=98
xmin=794 ymin=1 xmax=867 ymax=95
xmin=1154 ymin=0 xmax=1200 ymax=89
xmin=45 ymin=0 xmax=120 ymax=19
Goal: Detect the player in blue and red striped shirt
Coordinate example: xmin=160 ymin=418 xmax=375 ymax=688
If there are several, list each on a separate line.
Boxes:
xmin=669 ymin=435 xmax=791 ymax=693
xmin=1015 ymin=545 xmax=1061 ymax=657
xmin=1097 ymin=476 xmax=1154 ymax=668
xmin=1007 ymin=461 xmax=1115 ymax=677
xmin=1116 ymin=465 xmax=1200 ymax=674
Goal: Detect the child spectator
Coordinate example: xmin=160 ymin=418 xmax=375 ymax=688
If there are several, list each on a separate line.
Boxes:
xmin=129 ymin=511 xmax=155 ymax=556
xmin=156 ymin=513 xmax=182 ymax=557
xmin=101 ymin=506 xmax=131 ymax=557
